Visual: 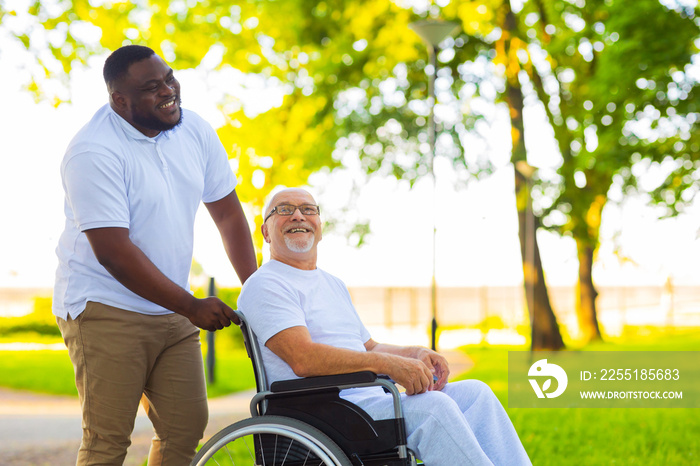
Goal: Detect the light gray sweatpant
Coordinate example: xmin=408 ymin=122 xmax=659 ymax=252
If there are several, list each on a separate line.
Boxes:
xmin=342 ymin=379 xmax=531 ymax=466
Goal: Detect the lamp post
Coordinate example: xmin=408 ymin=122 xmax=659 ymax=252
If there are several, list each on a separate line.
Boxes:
xmin=409 ymin=20 xmax=460 ymax=351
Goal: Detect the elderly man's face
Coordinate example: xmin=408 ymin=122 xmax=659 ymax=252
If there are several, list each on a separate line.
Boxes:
xmin=113 ymin=54 xmax=182 ymax=137
xmin=262 ymin=189 xmax=322 ymax=262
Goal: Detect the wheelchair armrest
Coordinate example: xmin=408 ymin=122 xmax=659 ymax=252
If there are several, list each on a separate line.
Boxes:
xmin=270 ymin=371 xmax=378 ymax=393
xmin=252 ymin=371 xmax=404 ymax=424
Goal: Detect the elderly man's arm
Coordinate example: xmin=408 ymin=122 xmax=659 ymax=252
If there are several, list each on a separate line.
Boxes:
xmin=265 ymin=326 xmax=435 ymax=395
xmin=205 ymin=190 xmax=257 ymax=284
xmin=365 ymin=340 xmax=450 ymax=391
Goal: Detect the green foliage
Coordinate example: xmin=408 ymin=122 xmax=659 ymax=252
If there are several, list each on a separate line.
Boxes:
xmin=202 ymin=348 xmax=256 ymax=398
xmin=522 ymin=0 xmax=700 ymax=245
xmin=477 ymin=314 xmax=507 ymax=330
xmin=0 ymin=296 xmax=60 ymax=337
xmin=9 ymin=0 xmax=700 ymax=228
xmin=217 ymin=287 xmax=242 ymax=309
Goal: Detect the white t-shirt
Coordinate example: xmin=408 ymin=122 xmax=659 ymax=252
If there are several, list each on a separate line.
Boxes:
xmin=237 ymin=260 xmax=372 ymax=387
xmin=53 ymin=104 xmax=237 ymax=319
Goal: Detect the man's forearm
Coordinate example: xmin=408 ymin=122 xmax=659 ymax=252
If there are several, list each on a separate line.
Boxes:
xmin=85 ymin=227 xmax=237 ymax=330
xmin=88 ymin=230 xmax=197 ymax=315
xmin=206 ymin=190 xmax=258 ymax=284
xmin=266 ymin=327 xmax=434 ymax=394
xmin=294 ymin=342 xmax=435 ymax=395
xmin=267 ymin=327 xmax=396 ymax=378
xmin=368 ymin=341 xmax=423 ymax=359
xmin=287 ymin=343 xmax=395 ymax=378
xmin=221 ymin=214 xmax=257 ymax=284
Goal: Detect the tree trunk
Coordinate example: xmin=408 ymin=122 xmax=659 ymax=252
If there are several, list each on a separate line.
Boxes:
xmin=503 ymin=2 xmax=564 ymax=350
xmin=576 ymin=240 xmax=603 ymax=342
xmin=514 ymin=169 xmax=566 ymax=350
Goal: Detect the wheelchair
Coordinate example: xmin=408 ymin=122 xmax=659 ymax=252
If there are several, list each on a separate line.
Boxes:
xmin=191 ymin=311 xmax=420 ymax=466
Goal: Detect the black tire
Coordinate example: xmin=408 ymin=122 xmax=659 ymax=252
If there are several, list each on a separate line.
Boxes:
xmin=192 ymin=415 xmax=353 ymax=466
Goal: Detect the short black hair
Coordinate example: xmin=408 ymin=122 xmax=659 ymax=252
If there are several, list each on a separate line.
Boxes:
xmin=103 ymin=45 xmax=156 ymax=87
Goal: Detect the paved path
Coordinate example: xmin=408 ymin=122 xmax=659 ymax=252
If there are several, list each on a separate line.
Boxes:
xmin=0 ymin=389 xmax=254 ymax=465
xmin=0 ymin=350 xmax=472 ymax=465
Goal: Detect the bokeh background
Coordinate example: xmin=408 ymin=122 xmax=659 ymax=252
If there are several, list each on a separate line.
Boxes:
xmin=1 ymin=0 xmax=700 ymax=464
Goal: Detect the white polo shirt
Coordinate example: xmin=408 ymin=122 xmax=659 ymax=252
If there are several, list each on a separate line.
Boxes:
xmin=53 ymin=104 xmax=237 ymax=319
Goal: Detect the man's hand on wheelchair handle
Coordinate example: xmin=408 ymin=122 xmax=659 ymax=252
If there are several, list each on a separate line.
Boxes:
xmin=185 ymin=297 xmax=239 ymax=331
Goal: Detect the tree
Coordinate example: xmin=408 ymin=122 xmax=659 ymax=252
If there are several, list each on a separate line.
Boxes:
xmin=498 ymin=0 xmax=566 ymax=349
xmin=300 ymin=0 xmax=567 ymax=348
xmin=519 ymin=0 xmax=700 ymax=342
xmin=9 ymin=0 xmax=572 ymax=345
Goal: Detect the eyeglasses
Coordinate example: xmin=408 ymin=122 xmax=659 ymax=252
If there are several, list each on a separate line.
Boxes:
xmin=264 ymin=204 xmax=321 ymax=223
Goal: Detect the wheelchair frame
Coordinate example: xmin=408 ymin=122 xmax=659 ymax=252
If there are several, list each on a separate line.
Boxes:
xmin=191 ymin=311 xmax=419 ymax=466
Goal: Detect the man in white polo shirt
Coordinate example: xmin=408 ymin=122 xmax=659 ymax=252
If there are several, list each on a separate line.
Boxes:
xmin=53 ymin=45 xmax=257 ymax=465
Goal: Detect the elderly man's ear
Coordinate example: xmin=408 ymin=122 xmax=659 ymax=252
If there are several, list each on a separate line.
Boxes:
xmin=261 ymin=224 xmax=271 ymax=244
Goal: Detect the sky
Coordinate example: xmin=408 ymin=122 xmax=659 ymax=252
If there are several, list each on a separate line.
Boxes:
xmin=2 ymin=40 xmax=700 ymax=291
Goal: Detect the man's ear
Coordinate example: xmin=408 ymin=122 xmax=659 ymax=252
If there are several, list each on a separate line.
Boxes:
xmin=110 ymin=91 xmax=128 ymax=111
xmin=261 ymin=223 xmax=270 ymax=243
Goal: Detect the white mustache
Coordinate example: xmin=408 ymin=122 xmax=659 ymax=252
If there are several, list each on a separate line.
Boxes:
xmin=283 ymin=222 xmax=314 ymax=233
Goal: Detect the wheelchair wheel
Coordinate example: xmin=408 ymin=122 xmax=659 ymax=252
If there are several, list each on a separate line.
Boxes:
xmin=192 ymin=415 xmax=353 ymax=466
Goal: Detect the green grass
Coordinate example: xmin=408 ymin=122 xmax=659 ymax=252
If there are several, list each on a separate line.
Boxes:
xmin=0 ymin=332 xmax=64 ymax=345
xmin=3 ymin=323 xmax=699 ymax=464
xmin=0 ymin=349 xmax=79 ymax=396
xmin=455 ymin=328 xmax=700 ymax=465
xmin=0 ymin=341 xmax=255 ymax=398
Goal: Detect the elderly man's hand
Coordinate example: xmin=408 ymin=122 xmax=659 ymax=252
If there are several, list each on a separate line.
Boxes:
xmin=389 ymin=357 xmax=435 ymax=395
xmin=414 ymin=348 xmax=450 ymax=391
xmin=185 ymin=297 xmax=239 ymax=331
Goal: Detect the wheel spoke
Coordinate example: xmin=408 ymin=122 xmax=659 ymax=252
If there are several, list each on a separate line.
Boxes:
xmin=192 ymin=416 xmax=351 ymax=466
xmin=280 ymin=436 xmax=293 ymax=465
xmin=257 ymin=433 xmax=266 ymax=466
xmin=242 ymin=436 xmax=255 ymax=464
xmin=222 ymin=444 xmax=234 ymax=465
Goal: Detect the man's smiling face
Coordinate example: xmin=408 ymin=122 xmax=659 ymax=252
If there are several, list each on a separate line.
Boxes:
xmin=113 ymin=54 xmax=182 ymax=137
xmin=262 ymin=189 xmax=322 ymax=268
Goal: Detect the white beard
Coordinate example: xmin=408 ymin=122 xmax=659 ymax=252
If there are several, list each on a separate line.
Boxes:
xmin=284 ymin=235 xmax=314 ymax=253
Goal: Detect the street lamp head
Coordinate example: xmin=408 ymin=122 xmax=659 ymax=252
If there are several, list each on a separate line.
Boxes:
xmin=409 ymin=20 xmax=461 ymax=47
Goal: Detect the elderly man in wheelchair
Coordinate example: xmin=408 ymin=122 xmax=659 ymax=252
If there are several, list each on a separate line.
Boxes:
xmin=192 ymin=188 xmax=531 ymax=466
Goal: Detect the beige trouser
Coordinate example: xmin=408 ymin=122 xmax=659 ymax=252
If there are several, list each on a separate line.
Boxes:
xmin=57 ymin=301 xmax=208 ymax=465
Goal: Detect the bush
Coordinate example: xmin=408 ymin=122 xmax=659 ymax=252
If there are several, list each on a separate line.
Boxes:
xmin=0 ymin=288 xmax=247 ymax=347
xmin=0 ymin=296 xmax=61 ymax=337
